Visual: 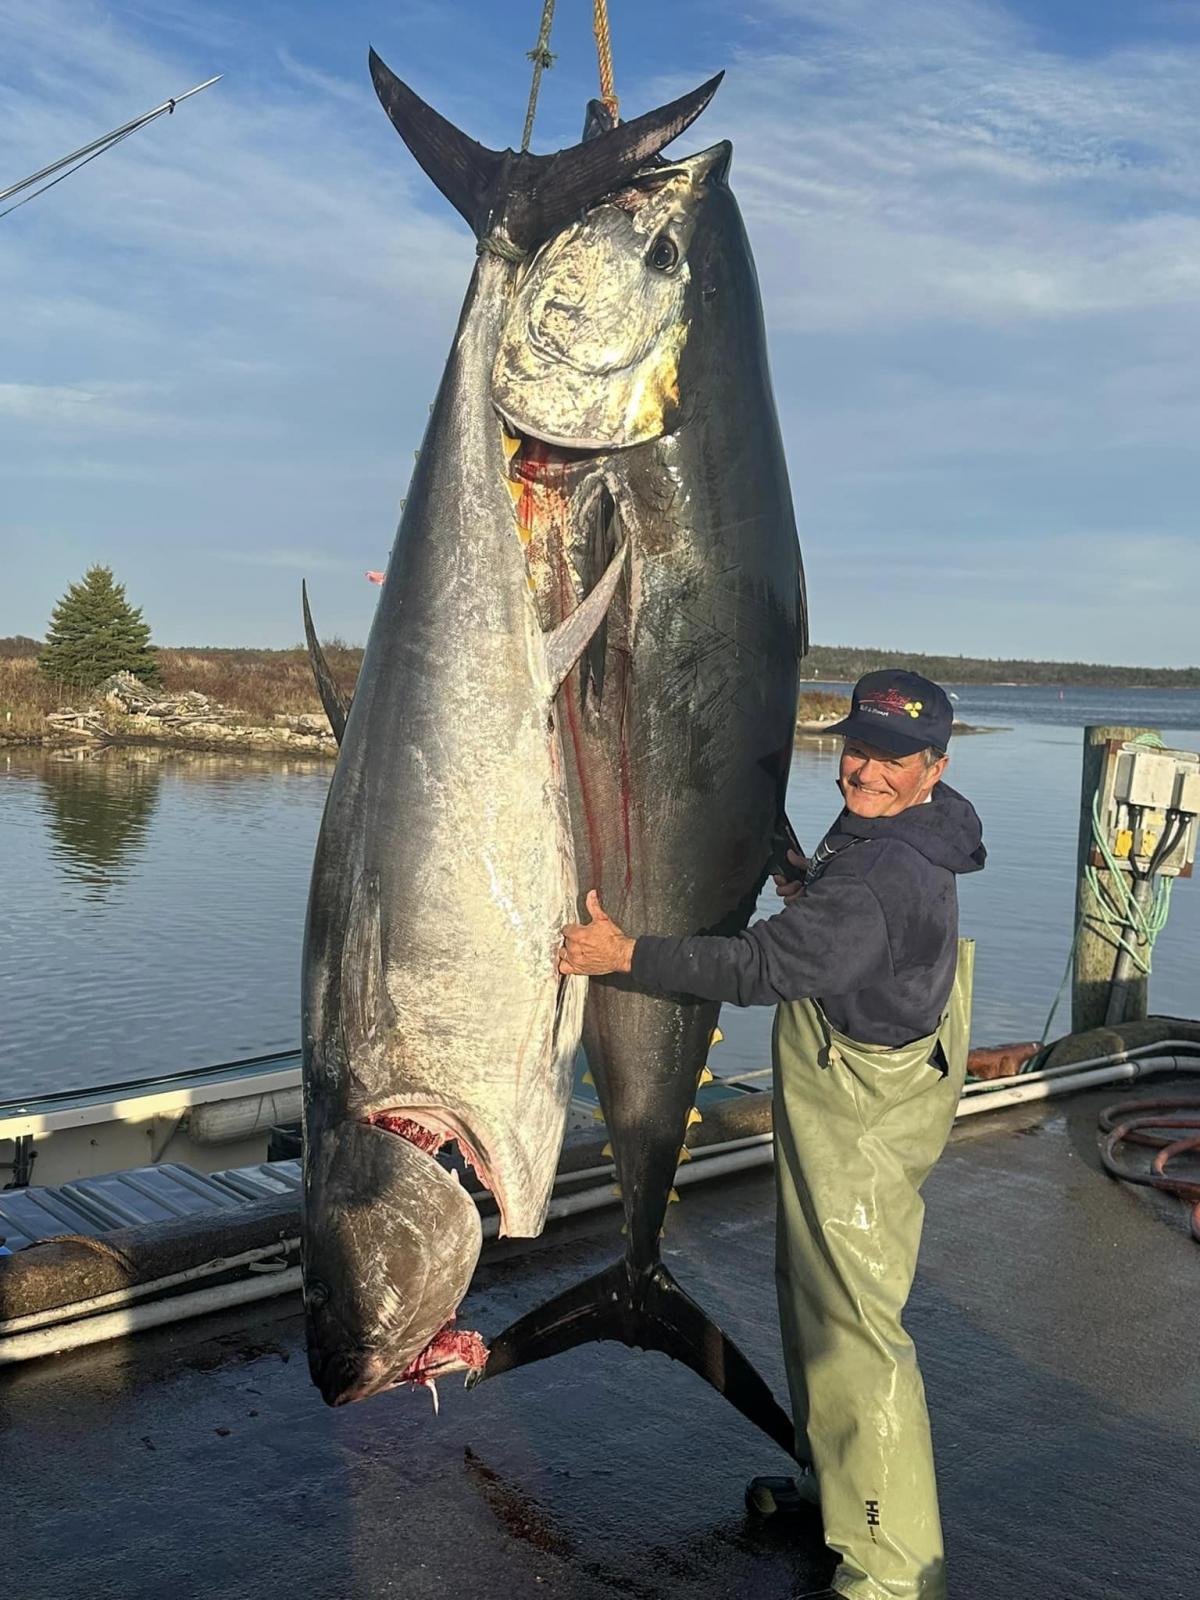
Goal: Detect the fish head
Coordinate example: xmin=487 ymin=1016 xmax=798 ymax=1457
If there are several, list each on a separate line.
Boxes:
xmin=302 ymin=1116 xmax=484 ymax=1406
xmin=493 ymin=142 xmax=735 ymax=450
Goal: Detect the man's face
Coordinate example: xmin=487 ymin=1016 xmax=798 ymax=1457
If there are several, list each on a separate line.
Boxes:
xmin=839 ymin=737 xmax=948 ymax=818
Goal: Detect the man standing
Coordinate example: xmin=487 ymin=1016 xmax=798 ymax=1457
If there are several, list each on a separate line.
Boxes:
xmin=559 ymin=670 xmax=985 ymax=1600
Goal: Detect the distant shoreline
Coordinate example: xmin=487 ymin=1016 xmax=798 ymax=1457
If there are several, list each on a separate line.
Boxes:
xmin=802 ymin=677 xmax=1199 ymax=691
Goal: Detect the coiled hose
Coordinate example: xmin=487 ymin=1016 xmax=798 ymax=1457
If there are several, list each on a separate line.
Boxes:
xmin=1098 ymin=1096 xmax=1200 ymax=1243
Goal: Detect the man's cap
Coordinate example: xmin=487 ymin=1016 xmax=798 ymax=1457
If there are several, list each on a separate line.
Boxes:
xmin=825 ymin=669 xmax=953 ymax=757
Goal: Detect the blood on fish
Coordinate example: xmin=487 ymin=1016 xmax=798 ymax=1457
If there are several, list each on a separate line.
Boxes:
xmin=399 ymin=1325 xmax=489 ymax=1387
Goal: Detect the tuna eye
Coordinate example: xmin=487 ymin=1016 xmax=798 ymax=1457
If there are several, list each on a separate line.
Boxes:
xmin=306 ymin=1280 xmax=330 ymax=1311
xmin=648 ymin=235 xmax=679 ymax=272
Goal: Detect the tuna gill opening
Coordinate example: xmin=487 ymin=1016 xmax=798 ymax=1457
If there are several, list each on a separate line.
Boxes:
xmin=365 ymin=1110 xmax=490 ymax=1393
xmin=368 ymin=1109 xmax=493 ymax=1194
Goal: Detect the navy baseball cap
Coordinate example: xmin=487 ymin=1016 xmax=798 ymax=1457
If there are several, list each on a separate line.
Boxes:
xmin=826 ymin=670 xmax=953 ymax=757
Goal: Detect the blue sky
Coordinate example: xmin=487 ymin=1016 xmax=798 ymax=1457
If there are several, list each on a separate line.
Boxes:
xmin=2 ymin=0 xmax=1199 ymax=663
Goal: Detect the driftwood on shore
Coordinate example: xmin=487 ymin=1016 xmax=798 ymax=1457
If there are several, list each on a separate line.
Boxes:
xmin=43 ymin=672 xmax=337 ymax=755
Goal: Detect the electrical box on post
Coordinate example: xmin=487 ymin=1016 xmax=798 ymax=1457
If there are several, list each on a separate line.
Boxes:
xmin=1095 ymin=742 xmax=1200 ymax=878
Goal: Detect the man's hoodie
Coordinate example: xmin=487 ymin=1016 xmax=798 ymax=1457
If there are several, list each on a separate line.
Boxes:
xmin=631 ymin=782 xmax=986 ymax=1046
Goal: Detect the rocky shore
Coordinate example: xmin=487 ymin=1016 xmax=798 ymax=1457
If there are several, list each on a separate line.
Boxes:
xmin=9 ymin=674 xmax=997 ymax=756
xmin=32 ymin=672 xmax=338 ymax=756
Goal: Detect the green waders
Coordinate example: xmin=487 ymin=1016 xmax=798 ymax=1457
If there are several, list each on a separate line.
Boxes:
xmin=772 ymin=942 xmax=973 ymax=1600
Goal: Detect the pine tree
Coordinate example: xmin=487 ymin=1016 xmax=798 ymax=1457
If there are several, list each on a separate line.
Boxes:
xmin=38 ymin=565 xmax=161 ymax=691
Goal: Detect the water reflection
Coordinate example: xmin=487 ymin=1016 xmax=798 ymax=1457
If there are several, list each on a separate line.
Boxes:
xmin=2 ymin=695 xmax=1199 ymax=1101
xmin=38 ymin=750 xmax=163 ymax=899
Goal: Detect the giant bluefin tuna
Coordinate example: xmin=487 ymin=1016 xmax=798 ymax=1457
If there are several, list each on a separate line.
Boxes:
xmin=301 ymin=52 xmax=721 ymax=1408
xmin=478 ymin=125 xmax=807 ymax=1453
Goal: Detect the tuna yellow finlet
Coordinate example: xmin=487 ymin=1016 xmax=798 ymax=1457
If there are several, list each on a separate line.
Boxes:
xmin=501 ymin=429 xmax=521 ymax=461
xmin=686 ymin=1106 xmax=703 ymax=1129
xmin=711 ymin=1026 xmax=724 ymax=1045
xmin=593 ymin=1106 xmax=607 ymax=1123
xmin=677 ymin=1145 xmax=692 ymax=1163
xmin=581 ymin=1068 xmax=594 ymax=1086
xmin=668 ymin=1188 xmax=680 ymax=1204
xmin=601 ymin=1141 xmax=613 ymax=1158
xmin=698 ymin=1065 xmax=714 ymax=1086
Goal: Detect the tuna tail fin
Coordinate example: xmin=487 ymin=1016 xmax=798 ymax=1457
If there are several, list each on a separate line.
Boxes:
xmin=369 ymin=49 xmax=722 ymax=252
xmin=475 ymin=1256 xmax=798 ymax=1460
xmin=301 ymin=581 xmax=350 ymax=746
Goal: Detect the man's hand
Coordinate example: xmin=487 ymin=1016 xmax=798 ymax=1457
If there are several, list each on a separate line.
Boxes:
xmin=772 ymin=847 xmax=807 ymax=902
xmin=559 ymin=891 xmax=636 ymax=976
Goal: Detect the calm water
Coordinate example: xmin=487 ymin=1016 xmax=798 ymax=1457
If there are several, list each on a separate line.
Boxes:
xmin=3 ymin=684 xmax=1200 ymax=1100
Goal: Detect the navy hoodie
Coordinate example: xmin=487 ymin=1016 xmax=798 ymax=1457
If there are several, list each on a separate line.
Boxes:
xmin=630 ymin=782 xmax=986 ymax=1046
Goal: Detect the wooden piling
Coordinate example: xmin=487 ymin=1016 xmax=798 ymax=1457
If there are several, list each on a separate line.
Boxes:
xmin=1071 ymin=725 xmax=1158 ymax=1034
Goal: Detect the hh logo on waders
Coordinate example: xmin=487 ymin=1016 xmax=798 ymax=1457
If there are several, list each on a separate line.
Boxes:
xmin=866 ymin=1499 xmax=881 ymax=1541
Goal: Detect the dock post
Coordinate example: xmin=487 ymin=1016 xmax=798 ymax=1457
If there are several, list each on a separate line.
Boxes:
xmin=1071 ymin=725 xmax=1158 ymax=1033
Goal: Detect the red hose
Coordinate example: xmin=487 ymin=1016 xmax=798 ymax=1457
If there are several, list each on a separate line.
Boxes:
xmin=1098 ymin=1096 xmax=1200 ymax=1244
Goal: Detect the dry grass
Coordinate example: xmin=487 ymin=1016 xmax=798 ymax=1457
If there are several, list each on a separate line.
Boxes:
xmin=2 ymin=635 xmax=841 ymax=741
xmin=156 ymin=647 xmax=361 ymax=722
xmin=798 ymin=690 xmax=849 ymax=720
xmin=0 ymin=657 xmax=64 ymax=736
xmin=0 ymin=638 xmax=363 ymax=738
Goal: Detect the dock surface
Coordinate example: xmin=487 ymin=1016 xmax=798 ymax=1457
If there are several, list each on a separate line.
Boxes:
xmin=3 ymin=1083 xmax=1196 ymax=1599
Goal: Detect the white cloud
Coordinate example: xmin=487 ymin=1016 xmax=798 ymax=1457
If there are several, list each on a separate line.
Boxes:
xmin=710 ymin=0 xmax=1200 ymax=331
xmin=0 ymin=380 xmax=165 ymax=428
xmin=215 ymin=547 xmax=363 ymax=573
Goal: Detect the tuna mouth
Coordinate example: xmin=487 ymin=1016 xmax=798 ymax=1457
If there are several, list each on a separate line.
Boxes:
xmin=505 ymin=425 xmax=606 ymax=472
xmin=398 ymin=1324 xmax=489 ymax=1390
xmin=321 ymin=1324 xmax=489 ymax=1409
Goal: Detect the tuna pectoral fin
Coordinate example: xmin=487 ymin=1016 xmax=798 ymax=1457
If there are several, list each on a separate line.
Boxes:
xmin=301 ymin=581 xmax=351 ymax=745
xmin=544 ymin=540 xmax=628 ymax=696
xmin=478 ymin=1257 xmax=798 ymax=1460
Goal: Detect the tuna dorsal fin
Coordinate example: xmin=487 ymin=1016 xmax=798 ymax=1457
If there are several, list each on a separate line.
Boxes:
xmin=341 ymin=872 xmax=397 ymax=1082
xmin=544 ymin=538 xmax=628 ymax=697
xmin=369 ymin=50 xmax=722 ymax=251
xmin=301 ymin=581 xmax=351 ymax=746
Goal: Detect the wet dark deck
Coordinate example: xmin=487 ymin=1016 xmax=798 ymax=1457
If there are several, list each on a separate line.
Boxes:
xmin=5 ymin=1082 xmax=1197 ymax=1599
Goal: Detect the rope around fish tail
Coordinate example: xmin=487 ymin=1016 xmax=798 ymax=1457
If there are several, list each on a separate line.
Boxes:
xmin=593 ymin=0 xmax=619 ymax=119
xmin=521 ymin=0 xmax=558 ymax=151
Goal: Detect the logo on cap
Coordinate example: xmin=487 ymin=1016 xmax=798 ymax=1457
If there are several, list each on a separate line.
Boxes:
xmin=861 ymin=688 xmax=925 ymax=721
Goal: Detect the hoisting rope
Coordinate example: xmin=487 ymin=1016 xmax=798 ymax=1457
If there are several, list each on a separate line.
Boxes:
xmin=593 ymin=0 xmax=619 ymax=119
xmin=1037 ymin=732 xmax=1181 ymax=1048
xmin=520 ymin=0 xmax=558 ymax=152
